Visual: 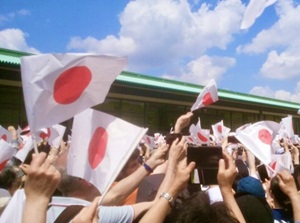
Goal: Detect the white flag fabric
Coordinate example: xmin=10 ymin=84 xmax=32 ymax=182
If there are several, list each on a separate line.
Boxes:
xmin=189 ymin=123 xmax=210 ymax=145
xmin=236 ymin=121 xmax=280 ymax=165
xmin=21 ymin=54 xmax=127 ymax=132
xmin=141 ymin=135 xmax=155 ymax=151
xmin=281 ymin=116 xmax=294 ymax=138
xmin=211 ymin=120 xmax=231 ymax=144
xmin=191 ymin=79 xmax=219 ymax=111
xmin=270 ymin=153 xmax=294 ymax=174
xmin=241 ymin=0 xmax=277 ymax=29
xmin=298 ymin=109 xmax=300 ymax=115
xmin=48 ymin=124 xmax=66 ymax=149
xmin=0 ymin=126 xmax=12 ymax=143
xmin=15 ymin=134 xmax=33 ymax=162
xmin=67 ymin=108 xmax=148 ymax=196
xmin=0 ymin=139 xmax=17 ymax=170
xmin=0 ymin=189 xmax=25 ymax=223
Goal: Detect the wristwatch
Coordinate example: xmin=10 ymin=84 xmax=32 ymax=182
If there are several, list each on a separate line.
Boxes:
xmin=160 ymin=192 xmax=175 ymax=208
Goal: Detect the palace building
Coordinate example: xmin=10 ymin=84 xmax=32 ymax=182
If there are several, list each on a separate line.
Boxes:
xmin=0 ymin=47 xmax=299 ymax=135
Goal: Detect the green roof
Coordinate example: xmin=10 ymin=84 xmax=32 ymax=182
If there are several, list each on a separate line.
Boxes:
xmin=1 ymin=47 xmax=300 ymax=110
xmin=0 ymin=47 xmax=31 ymax=65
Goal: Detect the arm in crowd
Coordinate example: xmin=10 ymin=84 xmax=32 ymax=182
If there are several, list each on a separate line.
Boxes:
xmin=139 ymin=158 xmax=195 ymax=223
xmin=101 ymin=143 xmax=169 ymax=206
xmin=155 ymin=137 xmax=187 ymax=199
xmin=174 ymin=111 xmax=193 ymax=133
xmin=277 ymin=170 xmax=300 ymax=222
xmin=217 ymin=151 xmax=246 ymax=223
xmin=21 ymin=152 xmax=61 ymax=223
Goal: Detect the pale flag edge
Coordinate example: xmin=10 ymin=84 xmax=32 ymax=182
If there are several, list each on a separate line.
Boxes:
xmin=99 ymin=127 xmax=148 ymax=203
xmin=236 ymin=131 xmax=271 ymax=166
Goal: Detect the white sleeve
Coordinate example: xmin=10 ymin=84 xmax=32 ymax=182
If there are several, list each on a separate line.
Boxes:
xmin=98 ymin=205 xmax=134 ymax=223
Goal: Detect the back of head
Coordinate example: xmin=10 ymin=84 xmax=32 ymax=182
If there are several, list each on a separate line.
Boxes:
xmin=270 ymin=175 xmax=293 ymax=219
xmin=57 ymin=169 xmax=100 ymax=201
xmin=235 ymin=194 xmax=273 ymax=223
xmin=166 ymin=191 xmax=238 ymax=223
xmin=293 ymin=164 xmax=300 ymax=190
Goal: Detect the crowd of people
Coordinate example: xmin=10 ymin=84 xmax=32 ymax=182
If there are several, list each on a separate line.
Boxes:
xmin=0 ymin=111 xmax=299 ymax=223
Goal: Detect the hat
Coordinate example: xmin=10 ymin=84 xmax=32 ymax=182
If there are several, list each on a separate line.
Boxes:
xmin=237 ymin=176 xmax=265 ymax=198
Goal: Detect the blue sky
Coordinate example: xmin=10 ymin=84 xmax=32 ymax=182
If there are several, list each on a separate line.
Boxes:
xmin=1 ymin=0 xmax=300 ymax=103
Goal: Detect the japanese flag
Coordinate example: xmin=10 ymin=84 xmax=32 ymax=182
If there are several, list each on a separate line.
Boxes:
xmin=0 ymin=139 xmax=17 ymax=170
xmin=212 ymin=120 xmax=231 ymax=143
xmin=236 ymin=121 xmax=280 ymax=165
xmin=241 ymin=0 xmax=277 ymax=29
xmin=189 ymin=123 xmax=210 ymax=145
xmin=142 ymin=135 xmax=155 ymax=151
xmin=15 ymin=134 xmax=33 ymax=162
xmin=47 ymin=124 xmax=66 ymax=149
xmin=191 ymin=79 xmax=219 ymax=111
xmin=21 ymin=54 xmax=127 ymax=132
xmin=0 ymin=126 xmax=12 ymax=143
xmin=270 ymin=153 xmax=294 ymax=174
xmin=280 ymin=115 xmax=294 ymax=138
xmin=67 ymin=108 xmax=148 ymax=196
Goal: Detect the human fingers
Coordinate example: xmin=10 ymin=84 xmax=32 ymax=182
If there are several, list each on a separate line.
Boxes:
xmin=72 ymin=197 xmax=100 ymax=223
xmin=30 ymin=152 xmax=48 ymax=169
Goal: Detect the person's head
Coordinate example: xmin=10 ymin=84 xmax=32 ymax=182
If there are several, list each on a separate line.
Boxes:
xmin=235 ymin=194 xmax=273 ymax=223
xmin=116 ymin=149 xmax=141 ymax=181
xmin=0 ymin=165 xmax=25 ymax=196
xmin=270 ymin=175 xmax=293 ymax=219
xmin=165 ymin=191 xmax=239 ymax=223
xmin=57 ymin=168 xmax=100 ymax=202
xmin=293 ymin=164 xmax=300 ymax=191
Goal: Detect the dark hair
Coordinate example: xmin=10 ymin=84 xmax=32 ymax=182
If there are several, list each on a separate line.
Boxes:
xmin=270 ymin=175 xmax=293 ymax=220
xmin=0 ymin=166 xmax=17 ymax=189
xmin=165 ymin=191 xmax=238 ymax=223
xmin=23 ymin=142 xmax=51 ymax=165
xmin=293 ymin=164 xmax=300 ymax=190
xmin=235 ymin=194 xmax=273 ymax=223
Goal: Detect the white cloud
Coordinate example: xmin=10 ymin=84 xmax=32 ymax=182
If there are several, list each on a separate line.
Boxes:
xmin=0 ymin=28 xmax=39 ymax=53
xmin=249 ymin=86 xmax=275 ymax=98
xmin=163 ymin=55 xmax=235 ymax=85
xmin=260 ymin=50 xmax=300 ymax=79
xmin=67 ymin=35 xmax=136 ymax=56
xmin=0 ymin=9 xmax=30 ymax=25
xmin=67 ymin=0 xmax=244 ymax=73
xmin=249 ymin=82 xmax=300 ymax=103
xmin=237 ymin=0 xmax=300 ymax=80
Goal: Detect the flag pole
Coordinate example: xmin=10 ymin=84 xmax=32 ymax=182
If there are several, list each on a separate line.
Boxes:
xmin=31 ymin=133 xmax=39 ymax=154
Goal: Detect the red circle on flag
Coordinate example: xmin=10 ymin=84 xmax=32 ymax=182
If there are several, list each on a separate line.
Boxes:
xmin=1 ymin=134 xmax=7 ymax=142
xmin=88 ymin=127 xmax=108 ymax=169
xmin=0 ymin=159 xmax=8 ymax=171
xmin=53 ymin=66 xmax=92 ymax=104
xmin=197 ymin=132 xmax=208 ymax=142
xmin=39 ymin=128 xmax=51 ymax=139
xmin=217 ymin=125 xmax=222 ymax=133
xmin=258 ymin=129 xmax=272 ymax=145
xmin=202 ymin=93 xmax=214 ymax=106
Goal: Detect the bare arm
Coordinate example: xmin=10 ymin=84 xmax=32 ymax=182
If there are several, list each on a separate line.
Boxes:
xmin=21 ymin=152 xmax=61 ymax=223
xmin=139 ymin=159 xmax=195 ymax=223
xmin=277 ymin=171 xmax=300 ymax=222
xmin=101 ymin=144 xmax=169 ymax=206
xmin=217 ymin=151 xmax=246 ymax=223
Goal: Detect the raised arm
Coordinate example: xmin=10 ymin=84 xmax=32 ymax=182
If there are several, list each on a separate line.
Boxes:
xmin=101 ymin=143 xmax=169 ymax=206
xmin=21 ymin=152 xmax=61 ymax=223
xmin=217 ymin=151 xmax=246 ymax=223
xmin=139 ymin=158 xmax=195 ymax=223
xmin=277 ymin=170 xmax=300 ymax=222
